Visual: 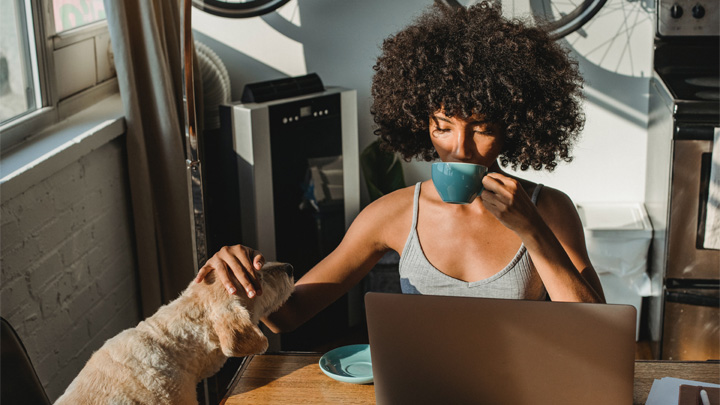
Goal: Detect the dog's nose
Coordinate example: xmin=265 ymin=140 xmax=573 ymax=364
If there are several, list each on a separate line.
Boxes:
xmin=284 ymin=264 xmax=294 ymax=277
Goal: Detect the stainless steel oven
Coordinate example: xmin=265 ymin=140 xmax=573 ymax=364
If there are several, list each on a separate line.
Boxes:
xmin=645 ymin=0 xmax=719 ymax=360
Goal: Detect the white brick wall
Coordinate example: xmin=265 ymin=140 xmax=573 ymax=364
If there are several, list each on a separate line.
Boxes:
xmin=1 ymin=136 xmax=140 ymax=401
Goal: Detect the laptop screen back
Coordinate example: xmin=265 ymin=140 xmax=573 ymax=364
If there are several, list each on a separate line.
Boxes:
xmin=365 ymin=292 xmax=636 ymax=405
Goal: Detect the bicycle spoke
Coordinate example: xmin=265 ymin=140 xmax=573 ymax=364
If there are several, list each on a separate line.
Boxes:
xmin=582 ymin=18 xmax=647 ymax=59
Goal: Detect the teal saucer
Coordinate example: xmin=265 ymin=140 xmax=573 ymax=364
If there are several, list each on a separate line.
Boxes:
xmin=318 ymin=344 xmax=373 ymax=384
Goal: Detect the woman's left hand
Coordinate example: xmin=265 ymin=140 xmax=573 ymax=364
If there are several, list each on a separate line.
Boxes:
xmin=479 ymin=172 xmax=542 ymax=234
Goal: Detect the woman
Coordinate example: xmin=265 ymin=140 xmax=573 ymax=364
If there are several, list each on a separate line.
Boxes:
xmin=196 ymin=2 xmax=605 ymax=333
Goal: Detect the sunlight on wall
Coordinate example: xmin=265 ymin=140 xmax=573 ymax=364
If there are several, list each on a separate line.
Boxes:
xmin=543 ymin=0 xmax=654 ymax=203
xmin=191 ymin=0 xmax=306 ymax=77
xmin=585 ymin=86 xmax=648 ymax=129
xmin=190 ymin=0 xmax=655 ymax=205
xmin=510 ymin=98 xmax=649 ymax=204
xmin=565 ymin=0 xmax=654 ymax=79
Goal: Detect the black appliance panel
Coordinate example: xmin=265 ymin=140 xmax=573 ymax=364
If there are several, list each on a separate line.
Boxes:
xmin=266 ymin=93 xmax=349 ymax=351
xmin=267 ymin=93 xmax=343 ymax=275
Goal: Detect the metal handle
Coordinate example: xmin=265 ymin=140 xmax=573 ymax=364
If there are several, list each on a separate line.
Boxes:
xmin=181 ymin=0 xmax=208 ymax=271
xmin=666 ymin=291 xmax=720 ymax=308
xmin=182 ymin=0 xmax=198 ymax=164
xmin=696 ymin=152 xmax=713 ymax=249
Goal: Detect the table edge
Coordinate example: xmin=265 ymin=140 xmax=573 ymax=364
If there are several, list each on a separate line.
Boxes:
xmin=219 ymin=352 xmax=324 ymax=405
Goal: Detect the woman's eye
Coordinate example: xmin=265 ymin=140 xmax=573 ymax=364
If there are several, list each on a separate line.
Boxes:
xmin=432 ymin=128 xmax=451 ymax=137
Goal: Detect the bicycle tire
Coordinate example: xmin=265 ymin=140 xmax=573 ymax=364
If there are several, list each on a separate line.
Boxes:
xmin=435 ymin=0 xmax=608 ymax=39
xmin=192 ymin=0 xmax=291 ymax=19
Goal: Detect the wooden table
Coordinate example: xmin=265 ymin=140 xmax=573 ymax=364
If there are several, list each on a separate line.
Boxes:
xmin=222 ymin=353 xmax=720 ymax=404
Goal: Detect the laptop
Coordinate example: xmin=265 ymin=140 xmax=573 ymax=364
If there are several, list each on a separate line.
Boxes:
xmin=365 ymin=292 xmax=636 ymax=405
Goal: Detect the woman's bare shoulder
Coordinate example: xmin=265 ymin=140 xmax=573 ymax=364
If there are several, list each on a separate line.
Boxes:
xmin=351 ymin=184 xmax=417 ymax=250
xmin=535 ymin=185 xmax=576 ymax=216
xmin=361 ymin=184 xmax=416 ymax=222
xmin=533 ymin=184 xmax=584 ymax=238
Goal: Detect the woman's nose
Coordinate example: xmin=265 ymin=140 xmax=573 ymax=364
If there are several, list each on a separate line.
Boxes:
xmin=451 ymin=129 xmax=473 ymax=160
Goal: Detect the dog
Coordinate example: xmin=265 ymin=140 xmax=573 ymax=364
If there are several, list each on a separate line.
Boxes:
xmin=54 ymin=262 xmax=294 ymax=405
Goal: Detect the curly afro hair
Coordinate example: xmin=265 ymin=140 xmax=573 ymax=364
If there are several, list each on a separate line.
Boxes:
xmin=370 ymin=2 xmax=585 ymax=171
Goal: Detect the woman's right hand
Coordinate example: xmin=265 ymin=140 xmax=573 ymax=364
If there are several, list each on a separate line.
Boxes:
xmin=195 ymin=245 xmax=265 ymax=297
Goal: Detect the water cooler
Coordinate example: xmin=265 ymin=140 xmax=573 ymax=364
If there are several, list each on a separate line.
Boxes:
xmin=219 ymin=84 xmax=360 ymax=350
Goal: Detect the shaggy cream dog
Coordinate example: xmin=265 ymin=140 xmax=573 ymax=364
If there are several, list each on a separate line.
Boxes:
xmin=55 ymin=262 xmax=294 ymax=405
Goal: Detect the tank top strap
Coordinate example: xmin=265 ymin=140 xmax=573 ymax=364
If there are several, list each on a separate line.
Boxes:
xmin=530 ymin=183 xmax=544 ymax=205
xmin=411 ymin=182 xmax=422 ymax=230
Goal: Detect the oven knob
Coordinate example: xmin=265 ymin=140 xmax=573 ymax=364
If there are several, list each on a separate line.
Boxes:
xmin=692 ymin=4 xmax=705 ymax=18
xmin=670 ymin=3 xmax=684 ymax=18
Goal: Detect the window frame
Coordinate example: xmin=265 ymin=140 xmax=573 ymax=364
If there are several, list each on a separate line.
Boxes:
xmin=1 ymin=0 xmax=118 ymax=152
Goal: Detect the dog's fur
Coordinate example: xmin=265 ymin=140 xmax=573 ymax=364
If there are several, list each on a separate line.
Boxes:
xmin=55 ymin=262 xmax=294 ymax=405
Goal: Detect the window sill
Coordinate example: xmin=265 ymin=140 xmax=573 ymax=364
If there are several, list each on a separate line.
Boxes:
xmin=1 ymin=93 xmax=125 ymax=203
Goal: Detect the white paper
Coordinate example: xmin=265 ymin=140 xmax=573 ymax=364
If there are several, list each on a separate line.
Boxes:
xmin=645 ymin=377 xmax=720 ymax=405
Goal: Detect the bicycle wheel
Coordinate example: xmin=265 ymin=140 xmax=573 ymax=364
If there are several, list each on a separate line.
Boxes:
xmin=192 ymin=0 xmax=291 ymax=19
xmin=436 ymin=0 xmax=608 ymax=39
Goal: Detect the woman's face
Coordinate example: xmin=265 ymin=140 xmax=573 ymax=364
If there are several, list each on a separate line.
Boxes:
xmin=429 ymin=110 xmax=505 ymax=167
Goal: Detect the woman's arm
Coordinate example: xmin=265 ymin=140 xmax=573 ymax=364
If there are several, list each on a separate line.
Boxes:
xmin=265 ymin=193 xmax=409 ymax=331
xmin=534 ymin=186 xmax=605 ymax=302
xmin=262 ymin=216 xmax=389 ymax=332
xmin=196 ymin=189 xmax=408 ymax=332
xmin=481 ymin=173 xmax=605 ymax=303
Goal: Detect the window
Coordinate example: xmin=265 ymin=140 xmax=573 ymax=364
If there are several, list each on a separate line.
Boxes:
xmin=52 ymin=0 xmax=106 ymax=33
xmin=1 ymin=0 xmax=38 ymax=125
xmin=0 ymin=0 xmax=117 ymax=150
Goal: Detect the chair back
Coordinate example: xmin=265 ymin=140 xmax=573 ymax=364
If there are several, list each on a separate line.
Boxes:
xmin=1 ymin=317 xmax=51 ymax=405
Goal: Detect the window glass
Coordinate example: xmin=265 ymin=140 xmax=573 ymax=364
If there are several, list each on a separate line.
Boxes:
xmin=53 ymin=0 xmax=106 ymax=33
xmin=0 ymin=0 xmax=37 ymax=125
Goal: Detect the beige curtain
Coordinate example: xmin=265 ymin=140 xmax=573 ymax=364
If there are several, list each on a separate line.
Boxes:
xmin=104 ymin=0 xmax=200 ymax=316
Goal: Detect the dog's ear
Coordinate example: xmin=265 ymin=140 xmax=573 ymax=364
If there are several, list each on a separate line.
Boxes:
xmin=212 ymin=303 xmax=269 ymax=357
xmin=224 ymin=324 xmax=269 ymax=357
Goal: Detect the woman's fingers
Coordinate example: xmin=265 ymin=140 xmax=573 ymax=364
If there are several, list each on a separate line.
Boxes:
xmin=481 ymin=177 xmax=510 ymax=210
xmin=223 ymin=251 xmax=258 ymax=297
xmin=481 ymin=174 xmax=540 ymax=233
xmin=224 ymin=246 xmax=265 ymax=297
xmin=218 ymin=246 xmax=257 ymax=292
xmin=242 ymin=247 xmax=266 ymax=296
xmin=253 ymin=250 xmax=265 ymax=295
xmin=480 ymin=188 xmax=501 ymax=208
xmin=195 ymin=245 xmax=267 ymax=297
xmin=195 ymin=264 xmax=212 ymax=283
xmin=253 ymin=251 xmax=265 ymax=270
xmin=482 ymin=173 xmax=517 ymax=200
xmin=213 ymin=260 xmax=239 ymax=295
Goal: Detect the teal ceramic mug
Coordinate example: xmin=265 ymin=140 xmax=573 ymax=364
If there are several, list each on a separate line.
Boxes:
xmin=431 ymin=162 xmax=488 ymax=204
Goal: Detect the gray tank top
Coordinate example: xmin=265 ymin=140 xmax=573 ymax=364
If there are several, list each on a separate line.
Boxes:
xmin=398 ymin=182 xmax=547 ymax=300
